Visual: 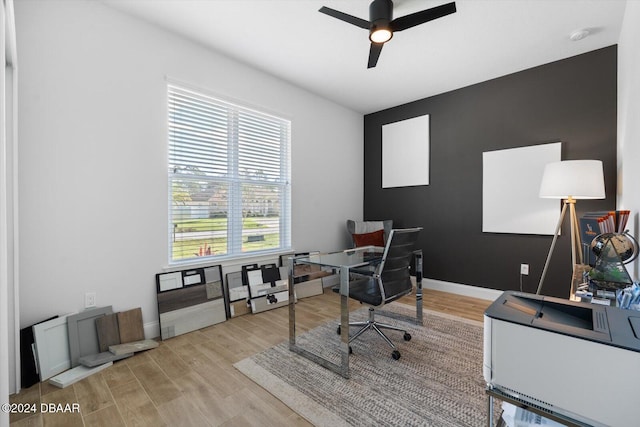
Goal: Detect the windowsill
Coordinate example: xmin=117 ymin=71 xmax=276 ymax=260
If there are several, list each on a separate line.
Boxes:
xmin=163 ymin=248 xmax=294 ymax=272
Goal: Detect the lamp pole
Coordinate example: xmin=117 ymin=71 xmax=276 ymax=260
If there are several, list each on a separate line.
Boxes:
xmin=537 ymin=200 xmax=568 ymax=295
xmin=568 ymin=196 xmax=583 ymax=266
xmin=536 ymin=197 xmax=583 ymax=295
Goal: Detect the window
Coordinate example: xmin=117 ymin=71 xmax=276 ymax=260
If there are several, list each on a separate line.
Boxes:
xmin=168 ymin=84 xmax=291 ymax=263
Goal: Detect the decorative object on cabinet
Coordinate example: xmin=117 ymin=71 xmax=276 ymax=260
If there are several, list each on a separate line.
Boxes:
xmin=580 ymin=210 xmax=631 ymax=265
xmin=587 ymin=231 xmax=638 ymax=304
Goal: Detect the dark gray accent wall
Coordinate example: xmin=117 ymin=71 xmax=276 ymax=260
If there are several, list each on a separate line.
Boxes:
xmin=364 ymin=46 xmax=617 ymax=298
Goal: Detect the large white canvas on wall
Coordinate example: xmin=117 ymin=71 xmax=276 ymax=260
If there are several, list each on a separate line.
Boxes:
xmin=382 ymin=114 xmax=429 ymax=188
xmin=483 ymin=142 xmax=561 ymax=234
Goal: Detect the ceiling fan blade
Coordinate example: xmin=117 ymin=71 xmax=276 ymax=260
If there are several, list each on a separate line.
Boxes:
xmin=390 ymin=2 xmax=456 ymax=32
xmin=319 ymin=6 xmax=370 ymax=30
xmin=368 ymin=42 xmax=384 ymax=68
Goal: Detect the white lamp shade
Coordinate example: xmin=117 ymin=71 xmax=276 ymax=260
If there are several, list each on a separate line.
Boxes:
xmin=539 ymin=160 xmax=605 ymax=199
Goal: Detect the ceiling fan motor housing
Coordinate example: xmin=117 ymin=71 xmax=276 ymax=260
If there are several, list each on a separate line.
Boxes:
xmin=369 ymin=0 xmax=393 ymax=42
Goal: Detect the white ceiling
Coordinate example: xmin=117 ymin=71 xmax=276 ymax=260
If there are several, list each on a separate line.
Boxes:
xmin=100 ymin=0 xmax=626 ymax=114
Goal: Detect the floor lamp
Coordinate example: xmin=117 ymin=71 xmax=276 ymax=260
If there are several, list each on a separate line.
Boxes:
xmin=536 ymin=160 xmax=605 ymax=295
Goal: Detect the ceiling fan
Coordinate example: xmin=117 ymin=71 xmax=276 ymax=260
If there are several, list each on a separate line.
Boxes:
xmin=319 ymin=0 xmax=456 ymax=68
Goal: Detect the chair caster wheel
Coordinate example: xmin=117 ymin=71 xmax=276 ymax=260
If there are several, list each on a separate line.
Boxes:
xmin=392 ymin=350 xmax=401 ymax=360
xmin=349 ymin=346 xmax=353 ymax=354
xmin=337 ymin=326 xmax=341 ymax=335
xmin=403 ymin=332 xmax=412 ymax=341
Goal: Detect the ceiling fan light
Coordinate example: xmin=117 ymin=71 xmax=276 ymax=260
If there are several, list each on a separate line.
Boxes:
xmin=370 ymin=27 xmax=392 ymax=43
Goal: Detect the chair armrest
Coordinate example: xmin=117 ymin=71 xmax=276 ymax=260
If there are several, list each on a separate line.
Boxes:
xmin=349 ymin=267 xmax=376 ymax=277
xmin=342 ymin=245 xmax=383 ymax=254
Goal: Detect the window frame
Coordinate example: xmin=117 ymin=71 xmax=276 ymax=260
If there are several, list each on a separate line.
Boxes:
xmin=167 ymin=82 xmax=292 ymax=265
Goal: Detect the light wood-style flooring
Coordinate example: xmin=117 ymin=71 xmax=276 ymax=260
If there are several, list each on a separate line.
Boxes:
xmin=9 ymin=288 xmax=491 ymax=427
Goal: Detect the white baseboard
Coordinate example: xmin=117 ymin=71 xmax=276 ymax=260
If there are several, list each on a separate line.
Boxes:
xmin=144 ymin=321 xmax=160 ymax=340
xmin=421 ymin=278 xmax=502 ymax=301
xmin=327 ymin=275 xmax=502 ymax=301
xmin=143 ymin=279 xmax=501 ymax=341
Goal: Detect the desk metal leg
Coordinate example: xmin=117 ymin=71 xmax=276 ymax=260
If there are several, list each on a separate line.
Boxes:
xmin=415 ymin=250 xmax=423 ymax=326
xmin=339 ymin=265 xmax=350 ymax=378
xmin=288 ymin=258 xmax=296 ymax=349
xmin=288 ymin=258 xmax=350 ymax=379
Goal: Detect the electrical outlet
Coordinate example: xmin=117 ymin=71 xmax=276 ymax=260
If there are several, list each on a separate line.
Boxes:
xmin=520 ymin=264 xmax=529 ymax=276
xmin=85 ymin=292 xmax=96 ymax=308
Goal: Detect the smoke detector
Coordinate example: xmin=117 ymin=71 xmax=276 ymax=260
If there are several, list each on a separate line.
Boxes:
xmin=569 ymin=29 xmax=590 ymax=41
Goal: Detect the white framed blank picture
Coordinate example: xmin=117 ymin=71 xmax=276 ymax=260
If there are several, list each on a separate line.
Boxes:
xmin=482 ymin=142 xmax=561 ymax=235
xmin=382 ymin=114 xmax=429 ymax=188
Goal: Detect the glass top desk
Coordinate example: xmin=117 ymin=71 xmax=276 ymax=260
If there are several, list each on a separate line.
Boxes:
xmin=288 ymin=246 xmax=423 ymax=379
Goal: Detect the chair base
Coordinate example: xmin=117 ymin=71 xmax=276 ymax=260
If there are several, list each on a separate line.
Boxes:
xmin=339 ymin=307 xmax=411 ymax=358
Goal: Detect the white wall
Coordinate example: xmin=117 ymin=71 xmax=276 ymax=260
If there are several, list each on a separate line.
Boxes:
xmin=2 ymin=0 xmax=18 ymax=412
xmin=617 ymin=0 xmax=640 ymax=279
xmin=14 ymin=0 xmax=363 ymax=333
xmin=1 ymin=2 xmax=9 ymax=421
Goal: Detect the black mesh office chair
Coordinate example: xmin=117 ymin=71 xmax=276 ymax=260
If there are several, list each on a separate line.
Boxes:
xmin=334 ymin=227 xmax=422 ymax=360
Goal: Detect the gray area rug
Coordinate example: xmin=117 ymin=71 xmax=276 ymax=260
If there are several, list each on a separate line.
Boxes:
xmin=234 ymin=303 xmax=492 ymax=426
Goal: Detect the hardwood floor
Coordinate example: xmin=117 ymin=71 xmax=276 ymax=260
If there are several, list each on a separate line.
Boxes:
xmin=9 ymin=288 xmax=491 ymax=426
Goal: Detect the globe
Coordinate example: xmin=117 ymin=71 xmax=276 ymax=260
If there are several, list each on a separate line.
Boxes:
xmin=590 ymin=232 xmax=639 ymax=264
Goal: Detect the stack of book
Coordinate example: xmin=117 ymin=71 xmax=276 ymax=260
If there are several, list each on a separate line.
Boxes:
xmin=579 ymin=210 xmax=631 ymax=265
xmin=580 ymin=210 xmax=631 ymax=236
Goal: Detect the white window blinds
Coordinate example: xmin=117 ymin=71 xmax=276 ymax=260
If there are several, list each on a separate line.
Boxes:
xmin=168 ymin=84 xmax=291 ymax=263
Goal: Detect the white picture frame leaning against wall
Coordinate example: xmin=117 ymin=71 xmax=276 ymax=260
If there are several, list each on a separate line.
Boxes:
xmin=482 ymin=142 xmax=561 ymax=235
xmin=382 ymin=114 xmax=430 ymax=188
